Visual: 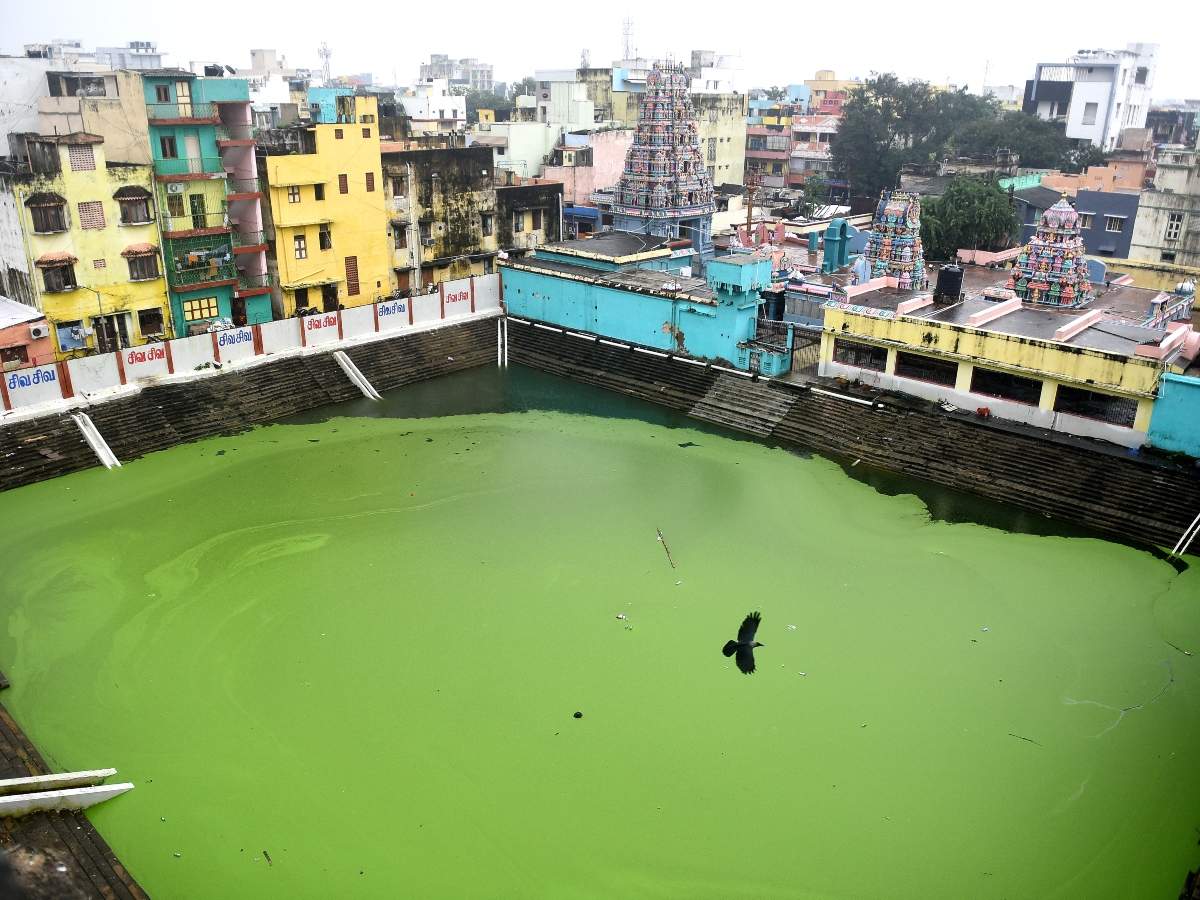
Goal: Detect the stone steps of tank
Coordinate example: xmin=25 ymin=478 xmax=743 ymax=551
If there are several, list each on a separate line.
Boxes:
xmin=507 ymin=318 xmax=1200 ymax=550
xmin=0 ymin=319 xmax=499 ymax=489
xmin=689 ymin=374 xmax=796 ymax=437
xmin=0 ymin=413 xmax=96 ymax=491
xmin=347 ymin=318 xmax=497 ymax=393
xmin=507 ymin=326 xmax=717 ymax=412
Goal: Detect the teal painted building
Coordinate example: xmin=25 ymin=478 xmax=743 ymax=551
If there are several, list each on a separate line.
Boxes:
xmin=500 ymin=233 xmax=793 ymax=374
xmin=306 ymin=87 xmax=356 ymax=124
xmin=143 ymin=71 xmax=272 ymax=334
xmin=1148 ymin=372 xmax=1200 ymax=458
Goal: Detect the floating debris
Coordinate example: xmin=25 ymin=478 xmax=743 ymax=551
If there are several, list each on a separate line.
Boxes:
xmin=173 ymin=852 xmax=182 ymax=859
xmin=787 ymin=624 xmax=797 ymax=631
xmin=264 ymin=849 xmax=273 ymax=867
xmin=656 ymin=528 xmax=676 ymax=569
xmin=616 ymin=613 xmax=627 ymax=620
xmin=851 ymin=459 xmax=861 ymax=467
xmin=573 ymin=711 xmax=583 ymax=719
xmin=1008 ymin=732 xmax=1042 ymax=747
xmin=981 ymin=626 xmax=990 ymax=632
xmin=798 ymin=672 xmax=807 ymax=677
xmin=678 ymin=441 xmax=698 ymax=448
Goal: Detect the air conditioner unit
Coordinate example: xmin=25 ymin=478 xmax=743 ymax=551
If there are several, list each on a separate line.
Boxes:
xmin=167 ymin=183 xmax=185 ymax=194
xmin=29 ymin=323 xmax=50 ymax=340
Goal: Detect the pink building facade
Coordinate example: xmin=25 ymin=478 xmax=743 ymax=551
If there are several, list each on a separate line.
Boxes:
xmin=541 ymin=128 xmax=633 ymax=206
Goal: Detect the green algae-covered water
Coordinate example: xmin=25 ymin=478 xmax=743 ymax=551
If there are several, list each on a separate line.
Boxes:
xmin=1 ymin=367 xmax=1198 ymax=899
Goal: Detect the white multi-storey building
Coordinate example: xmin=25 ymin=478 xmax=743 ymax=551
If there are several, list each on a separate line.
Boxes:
xmin=1023 ymin=43 xmax=1157 ymax=151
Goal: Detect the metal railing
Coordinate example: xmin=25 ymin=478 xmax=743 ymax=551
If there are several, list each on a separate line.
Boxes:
xmin=159 ymin=211 xmax=230 ymax=233
xmin=232 ymin=228 xmax=266 ymax=247
xmin=168 ymin=261 xmax=237 ymax=288
xmin=146 ymin=101 xmax=217 ymax=120
xmin=155 ymin=156 xmax=226 ymax=177
xmin=226 ymin=177 xmax=262 ymax=195
xmin=216 ymin=123 xmax=254 ymax=141
xmin=236 ymin=271 xmax=274 ymax=290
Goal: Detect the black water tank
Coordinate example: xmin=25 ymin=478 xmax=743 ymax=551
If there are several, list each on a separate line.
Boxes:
xmin=935 ymin=265 xmax=964 ymax=300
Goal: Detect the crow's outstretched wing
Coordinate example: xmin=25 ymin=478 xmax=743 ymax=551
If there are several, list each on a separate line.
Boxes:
xmin=737 ymin=611 xmax=761 ymax=644
xmin=735 ymin=644 xmax=757 ymax=675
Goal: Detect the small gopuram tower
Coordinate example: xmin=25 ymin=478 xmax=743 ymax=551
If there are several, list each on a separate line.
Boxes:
xmin=611 ymin=62 xmax=716 ymax=257
xmin=1005 ymin=196 xmax=1095 ymax=307
xmin=863 ymin=189 xmax=928 ymax=289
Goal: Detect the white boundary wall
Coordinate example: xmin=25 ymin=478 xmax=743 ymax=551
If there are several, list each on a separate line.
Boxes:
xmin=0 ymin=274 xmax=502 ymax=414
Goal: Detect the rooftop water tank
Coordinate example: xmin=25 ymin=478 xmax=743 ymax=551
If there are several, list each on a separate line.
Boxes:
xmin=935 ymin=265 xmax=964 ymax=300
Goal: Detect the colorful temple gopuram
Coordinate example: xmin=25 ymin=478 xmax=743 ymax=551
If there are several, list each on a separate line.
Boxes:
xmin=863 ymin=190 xmax=928 ymax=289
xmin=611 ymin=62 xmax=716 ymax=258
xmin=1005 ymin=196 xmax=1095 ymax=307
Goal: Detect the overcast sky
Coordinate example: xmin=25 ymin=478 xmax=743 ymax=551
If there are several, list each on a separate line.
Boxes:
xmin=4 ymin=0 xmax=1196 ymax=102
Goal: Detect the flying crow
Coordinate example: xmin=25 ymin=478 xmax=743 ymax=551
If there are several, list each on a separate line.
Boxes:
xmin=722 ymin=611 xmax=764 ymax=675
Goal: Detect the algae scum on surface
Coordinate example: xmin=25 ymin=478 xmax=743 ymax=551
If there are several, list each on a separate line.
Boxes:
xmin=0 ymin=374 xmax=1198 ymax=899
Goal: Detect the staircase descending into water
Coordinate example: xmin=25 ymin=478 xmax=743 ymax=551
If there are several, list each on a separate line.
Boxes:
xmin=345 ymin=317 xmax=497 ymax=392
xmin=507 ymin=317 xmax=1200 ymax=551
xmin=0 ymin=413 xmax=96 ymax=491
xmin=690 ymin=374 xmax=797 ymax=437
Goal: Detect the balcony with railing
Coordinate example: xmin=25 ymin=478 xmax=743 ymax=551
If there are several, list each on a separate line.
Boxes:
xmin=235 ymin=271 xmax=274 ymax=294
xmin=232 ymin=229 xmax=266 ymax=248
xmin=216 ymin=123 xmax=255 ymax=144
xmin=168 ymin=260 xmax=237 ymax=289
xmin=155 ymin=156 xmax=226 ymax=178
xmin=159 ymin=210 xmax=231 ymax=235
xmin=146 ymin=101 xmax=218 ymax=122
xmin=225 ymin=177 xmax=263 ymax=197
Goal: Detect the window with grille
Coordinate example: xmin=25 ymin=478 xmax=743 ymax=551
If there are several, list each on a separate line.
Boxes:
xmin=42 ymin=264 xmax=77 ymax=292
xmin=182 ymin=297 xmax=219 ymax=321
xmin=77 ymin=200 xmax=105 ymax=229
xmin=287 ymin=185 xmax=300 ymax=203
xmin=314 ymin=183 xmax=326 ymax=201
xmin=513 ymin=212 xmax=524 ymax=233
xmin=532 ymin=209 xmax=543 ymax=231
xmin=319 ymin=224 xmax=332 ymax=250
xmin=419 ymin=221 xmax=431 ymax=240
xmin=294 ymin=234 xmax=307 ymax=259
xmin=160 ymin=136 xmax=178 ymax=159
xmin=128 ymin=255 xmax=159 ymax=280
xmin=833 ymin=339 xmax=887 ymax=371
xmin=707 ymin=138 xmax=717 ymax=162
xmin=481 ymin=213 xmax=493 ymax=236
xmin=155 ymin=84 xmax=171 ymax=103
xmin=362 ymin=128 xmax=371 ymax=138
xmin=1166 ymin=212 xmax=1184 ymax=241
xmin=1053 ymin=385 xmax=1138 ymax=427
xmin=970 ymin=366 xmax=1042 ymax=404
xmin=335 ymin=128 xmax=344 ymax=140
xmin=1077 ymin=213 xmax=1093 ymax=229
xmin=395 ymin=228 xmax=407 ymax=249
xmin=137 ymin=307 xmax=164 ymax=335
xmin=93 ymin=258 xmax=106 ymax=269
xmin=1162 ymin=250 xmax=1177 ymax=263
xmin=30 ymin=204 xmax=67 ymax=233
xmin=118 ymin=198 xmax=152 ymax=224
xmin=68 ymin=144 xmax=96 ymax=172
xmin=344 ymin=256 xmax=360 ymax=296
xmin=1104 ymin=216 xmax=1125 ymax=233
xmin=365 ymin=172 xmax=375 ymax=192
xmin=391 ymin=176 xmax=407 ymax=197
xmin=166 ymin=193 xmax=185 ymax=219
xmin=895 ymin=351 xmax=958 ymax=386
xmin=338 ymin=174 xmax=348 ymax=194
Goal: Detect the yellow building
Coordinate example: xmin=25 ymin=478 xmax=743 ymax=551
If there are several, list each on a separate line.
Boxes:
xmin=7 ymin=133 xmax=171 ymax=357
xmin=260 ymin=95 xmax=391 ymax=316
xmin=804 ymin=70 xmax=861 ymax=114
xmin=817 ymin=286 xmax=1194 ymax=448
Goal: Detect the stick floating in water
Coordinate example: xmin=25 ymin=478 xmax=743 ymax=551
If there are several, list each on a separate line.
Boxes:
xmin=656 ymin=528 xmax=676 ymax=569
xmin=1007 ymin=732 xmax=1042 ymax=747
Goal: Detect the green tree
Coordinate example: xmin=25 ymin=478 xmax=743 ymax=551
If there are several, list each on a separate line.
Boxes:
xmin=764 ymin=85 xmax=786 ymax=101
xmin=920 ymin=176 xmax=1018 ymax=261
xmin=797 ymin=176 xmax=830 ymax=219
xmin=831 ymin=74 xmax=998 ymax=198
xmin=951 ymin=110 xmax=1072 ymax=169
xmin=1061 ymin=143 xmax=1108 ymax=173
xmin=509 ymin=77 xmax=537 ymax=101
